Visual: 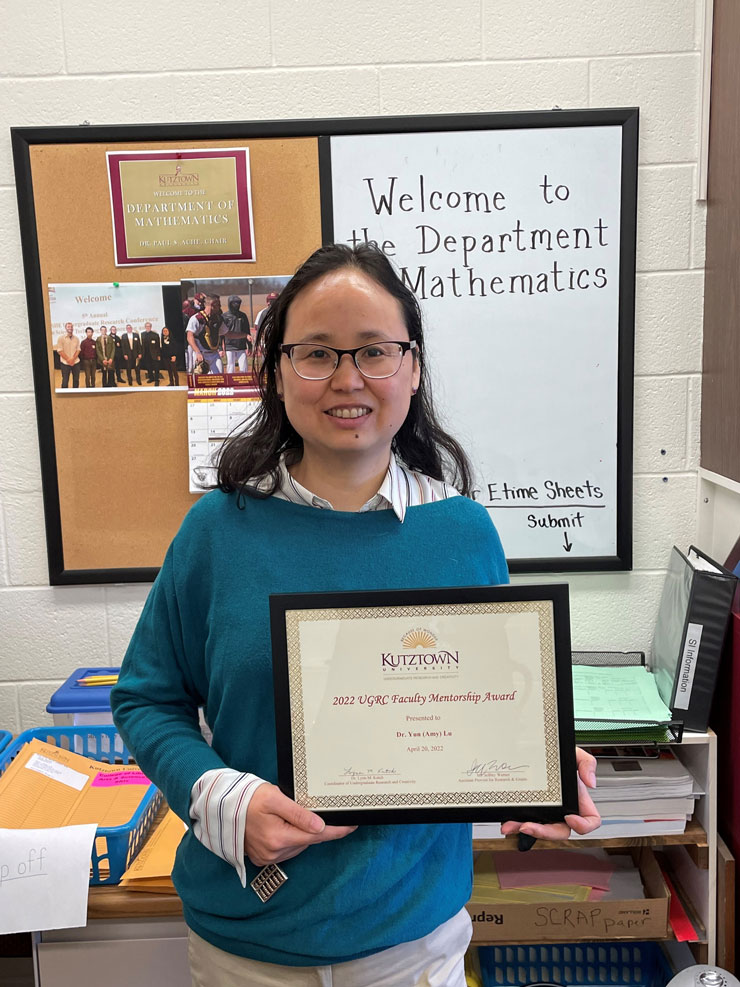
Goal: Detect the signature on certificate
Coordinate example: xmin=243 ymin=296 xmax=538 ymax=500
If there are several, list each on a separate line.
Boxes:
xmin=464 ymin=757 xmax=530 ymax=777
xmin=342 ymin=767 xmax=399 ymax=777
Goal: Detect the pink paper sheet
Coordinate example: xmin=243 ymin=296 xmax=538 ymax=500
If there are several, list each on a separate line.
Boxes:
xmin=493 ymin=850 xmax=615 ymax=891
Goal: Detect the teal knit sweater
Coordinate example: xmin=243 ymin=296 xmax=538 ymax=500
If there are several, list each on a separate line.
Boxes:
xmin=111 ymin=491 xmax=508 ymax=966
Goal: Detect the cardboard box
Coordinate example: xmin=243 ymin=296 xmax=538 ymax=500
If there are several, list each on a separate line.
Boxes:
xmin=466 ymin=847 xmax=669 ymax=943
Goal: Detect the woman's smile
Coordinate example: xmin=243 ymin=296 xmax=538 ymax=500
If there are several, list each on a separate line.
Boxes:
xmin=325 ymin=405 xmax=372 ymax=420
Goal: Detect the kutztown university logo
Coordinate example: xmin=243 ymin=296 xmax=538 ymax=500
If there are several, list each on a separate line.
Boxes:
xmin=401 ymin=628 xmax=437 ymax=649
xmin=381 ymin=628 xmax=460 ymax=678
xmin=159 ymin=163 xmax=200 ymax=187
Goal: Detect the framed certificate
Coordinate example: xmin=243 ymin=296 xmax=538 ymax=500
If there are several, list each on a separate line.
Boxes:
xmin=270 ymin=584 xmax=578 ymax=824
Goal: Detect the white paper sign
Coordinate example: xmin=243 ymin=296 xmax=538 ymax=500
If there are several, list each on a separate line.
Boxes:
xmin=0 ymin=825 xmax=97 ymax=934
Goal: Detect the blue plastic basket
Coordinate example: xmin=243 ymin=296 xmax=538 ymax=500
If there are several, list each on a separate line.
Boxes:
xmin=0 ymin=730 xmax=12 ymax=754
xmin=478 ymin=942 xmax=672 ymax=987
xmin=0 ymin=725 xmax=163 ymax=886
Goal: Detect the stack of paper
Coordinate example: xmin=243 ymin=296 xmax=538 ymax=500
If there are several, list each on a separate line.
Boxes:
xmin=472 ymin=748 xmax=699 ymax=842
xmin=470 ymin=849 xmax=644 ymax=904
xmin=573 ymin=748 xmax=700 ymax=840
xmin=573 ymin=665 xmax=675 ymax=744
xmin=0 ymin=738 xmax=155 ymax=884
xmin=119 ymin=808 xmax=186 ymax=893
xmin=471 ymin=853 xmax=592 ymax=904
xmin=0 ymin=738 xmax=152 ymax=830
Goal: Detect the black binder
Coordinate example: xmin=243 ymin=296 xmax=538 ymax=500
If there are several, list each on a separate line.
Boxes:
xmin=651 ymin=545 xmax=737 ymax=731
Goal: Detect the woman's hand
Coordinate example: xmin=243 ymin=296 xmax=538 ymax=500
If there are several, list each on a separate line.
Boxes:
xmin=245 ymin=783 xmax=357 ymax=867
xmin=500 ymin=747 xmax=600 ymax=842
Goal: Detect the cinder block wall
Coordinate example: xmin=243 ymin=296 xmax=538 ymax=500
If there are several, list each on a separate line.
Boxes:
xmin=0 ymin=0 xmax=705 ymax=730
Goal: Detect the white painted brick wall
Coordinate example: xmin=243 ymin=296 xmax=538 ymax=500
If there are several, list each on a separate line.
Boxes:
xmin=0 ymin=294 xmax=34 ymax=393
xmin=566 ymin=571 xmax=668 ymax=652
xmin=379 ymin=61 xmax=589 ymax=114
xmin=0 ymin=500 xmax=9 ymax=588
xmin=589 ymin=55 xmax=700 ymax=164
xmin=272 ymin=0 xmax=483 ymax=65
xmin=176 ymin=68 xmax=382 ymax=121
xmin=104 ymin=586 xmax=152 ymax=661
xmin=0 ymin=0 xmax=707 ymax=731
xmin=634 ymin=272 xmax=703 ymax=375
xmin=0 ymin=684 xmax=21 ymax=734
xmin=2 ymin=1 xmax=66 ymax=77
xmin=0 ymin=396 xmax=42 ymax=493
xmin=18 ymin=681 xmax=66 ymax=729
xmin=482 ymin=0 xmax=696 ymax=59
xmin=0 ymin=188 xmax=23 ymax=288
xmin=632 ymin=475 xmax=697 ymax=570
xmin=633 ymin=377 xmax=689 ymax=473
xmin=62 ymin=1 xmax=274 ymax=74
xmin=3 ymin=492 xmax=48 ymax=586
xmin=636 ymin=165 xmax=694 ymax=271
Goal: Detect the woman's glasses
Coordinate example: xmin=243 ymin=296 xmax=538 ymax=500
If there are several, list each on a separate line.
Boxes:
xmin=280 ymin=340 xmax=417 ymax=380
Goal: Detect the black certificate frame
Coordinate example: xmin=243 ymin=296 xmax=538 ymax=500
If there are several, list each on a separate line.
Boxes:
xmin=270 ymin=583 xmax=578 ymax=825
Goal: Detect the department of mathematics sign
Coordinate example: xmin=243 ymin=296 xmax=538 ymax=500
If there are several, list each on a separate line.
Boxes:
xmin=107 ymin=148 xmax=255 ymax=266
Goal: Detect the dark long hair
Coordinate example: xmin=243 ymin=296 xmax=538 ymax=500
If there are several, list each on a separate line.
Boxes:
xmin=217 ymin=243 xmax=474 ymax=498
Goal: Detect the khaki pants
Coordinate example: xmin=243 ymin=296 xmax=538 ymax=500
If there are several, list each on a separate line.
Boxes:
xmin=188 ymin=907 xmax=471 ymax=987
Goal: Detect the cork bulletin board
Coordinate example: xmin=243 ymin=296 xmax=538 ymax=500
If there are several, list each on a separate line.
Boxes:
xmin=12 ymin=111 xmax=638 ymax=585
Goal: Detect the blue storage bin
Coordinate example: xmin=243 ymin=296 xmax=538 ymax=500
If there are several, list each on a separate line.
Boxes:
xmin=0 ymin=725 xmax=162 ymax=886
xmin=46 ymin=667 xmax=119 ymax=726
xmin=0 ymin=729 xmax=12 ymax=754
xmin=478 ymin=942 xmax=672 ymax=987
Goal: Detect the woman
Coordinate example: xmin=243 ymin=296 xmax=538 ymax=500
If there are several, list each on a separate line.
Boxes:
xmin=161 ymin=326 xmax=179 ymax=386
xmin=112 ymin=244 xmax=599 ymax=987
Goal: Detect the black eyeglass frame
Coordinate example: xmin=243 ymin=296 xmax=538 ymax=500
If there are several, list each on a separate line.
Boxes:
xmin=279 ymin=340 xmax=418 ymax=380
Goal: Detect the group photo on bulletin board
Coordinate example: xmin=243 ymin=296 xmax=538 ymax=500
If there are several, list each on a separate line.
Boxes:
xmin=12 ymin=108 xmax=638 ymax=584
xmin=49 ymin=282 xmax=185 ymax=392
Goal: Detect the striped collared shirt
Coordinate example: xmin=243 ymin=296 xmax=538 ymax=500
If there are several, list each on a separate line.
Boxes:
xmin=190 ymin=457 xmax=459 ymax=887
xmin=255 ymin=453 xmax=458 ymax=521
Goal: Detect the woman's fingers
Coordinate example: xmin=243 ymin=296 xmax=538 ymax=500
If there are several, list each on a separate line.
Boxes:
xmin=245 ymin=784 xmax=356 ymax=866
xmin=499 ymin=747 xmax=601 ymax=842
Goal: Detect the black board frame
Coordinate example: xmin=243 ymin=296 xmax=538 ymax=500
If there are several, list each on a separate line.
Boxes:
xmin=12 ymin=107 xmax=637 ymax=584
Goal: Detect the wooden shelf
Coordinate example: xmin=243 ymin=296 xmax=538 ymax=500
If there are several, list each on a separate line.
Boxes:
xmin=87 ymin=886 xmax=182 ymax=920
xmin=473 ymin=818 xmax=708 ymax=852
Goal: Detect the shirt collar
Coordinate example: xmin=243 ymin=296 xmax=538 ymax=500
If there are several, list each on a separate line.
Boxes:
xmin=275 ymin=454 xmax=408 ymax=521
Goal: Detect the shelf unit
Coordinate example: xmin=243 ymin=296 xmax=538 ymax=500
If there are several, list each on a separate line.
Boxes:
xmin=697 ymin=469 xmax=740 ymax=563
xmin=470 ymin=731 xmax=717 ymax=964
xmin=32 ymin=733 xmax=719 ymax=985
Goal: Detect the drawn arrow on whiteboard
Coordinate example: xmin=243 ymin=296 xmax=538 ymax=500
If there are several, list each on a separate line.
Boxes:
xmin=563 ymin=533 xmax=573 ymax=552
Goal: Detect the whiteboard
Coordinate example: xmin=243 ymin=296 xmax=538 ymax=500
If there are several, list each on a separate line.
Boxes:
xmin=325 ymin=113 xmax=636 ymax=571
